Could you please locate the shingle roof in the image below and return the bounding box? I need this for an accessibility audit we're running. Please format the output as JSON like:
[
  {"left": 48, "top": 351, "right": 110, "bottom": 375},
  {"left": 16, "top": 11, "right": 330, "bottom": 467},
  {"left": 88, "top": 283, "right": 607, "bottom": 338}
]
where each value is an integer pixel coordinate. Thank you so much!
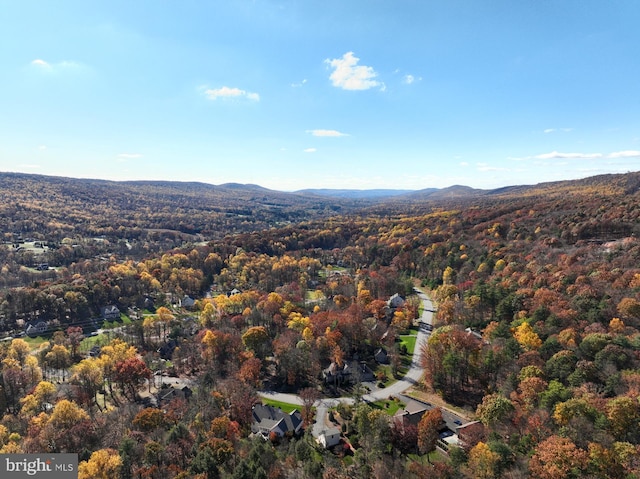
[{"left": 252, "top": 404, "right": 302, "bottom": 434}]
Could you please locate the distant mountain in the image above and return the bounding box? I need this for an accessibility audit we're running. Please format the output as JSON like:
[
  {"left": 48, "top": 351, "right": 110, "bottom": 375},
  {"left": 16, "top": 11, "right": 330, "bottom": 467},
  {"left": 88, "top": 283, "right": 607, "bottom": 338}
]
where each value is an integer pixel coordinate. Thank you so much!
[
  {"left": 295, "top": 188, "right": 417, "bottom": 199},
  {"left": 0, "top": 172, "right": 363, "bottom": 241},
  {"left": 2, "top": 170, "right": 639, "bottom": 244},
  {"left": 405, "top": 185, "right": 487, "bottom": 200}
]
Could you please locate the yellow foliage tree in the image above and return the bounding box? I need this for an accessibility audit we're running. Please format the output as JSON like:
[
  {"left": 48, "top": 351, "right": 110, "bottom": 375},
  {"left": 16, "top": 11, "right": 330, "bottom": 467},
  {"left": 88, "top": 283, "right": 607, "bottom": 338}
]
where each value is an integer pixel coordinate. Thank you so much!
[
  {"left": 49, "top": 399, "right": 89, "bottom": 429},
  {"left": 78, "top": 448, "right": 122, "bottom": 479},
  {"left": 70, "top": 357, "right": 104, "bottom": 409},
  {"left": 467, "top": 442, "right": 500, "bottom": 479},
  {"left": 302, "top": 327, "right": 314, "bottom": 342},
  {"left": 392, "top": 311, "right": 411, "bottom": 331},
  {"left": 287, "top": 312, "right": 310, "bottom": 332},
  {"left": 513, "top": 321, "right": 542, "bottom": 351},
  {"left": 199, "top": 302, "right": 217, "bottom": 327},
  {"left": 201, "top": 330, "right": 218, "bottom": 362},
  {"left": 609, "top": 317, "right": 625, "bottom": 334},
  {"left": 8, "top": 338, "right": 31, "bottom": 367}
]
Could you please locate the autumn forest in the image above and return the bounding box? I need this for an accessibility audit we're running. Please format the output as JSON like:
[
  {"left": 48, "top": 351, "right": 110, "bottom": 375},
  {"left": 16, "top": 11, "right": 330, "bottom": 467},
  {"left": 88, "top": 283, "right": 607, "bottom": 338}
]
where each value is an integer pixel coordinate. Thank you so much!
[{"left": 1, "top": 171, "right": 640, "bottom": 479}]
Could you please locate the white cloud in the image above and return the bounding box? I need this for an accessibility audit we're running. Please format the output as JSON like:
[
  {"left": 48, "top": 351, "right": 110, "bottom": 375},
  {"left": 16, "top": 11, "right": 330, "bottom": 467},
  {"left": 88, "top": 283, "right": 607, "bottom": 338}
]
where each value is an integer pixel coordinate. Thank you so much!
[
  {"left": 543, "top": 128, "right": 573, "bottom": 134},
  {"left": 509, "top": 148, "right": 640, "bottom": 164},
  {"left": 204, "top": 86, "right": 260, "bottom": 101},
  {"left": 38, "top": 145, "right": 47, "bottom": 151},
  {"left": 402, "top": 74, "right": 422, "bottom": 85},
  {"left": 31, "top": 59, "right": 51, "bottom": 69},
  {"left": 477, "top": 163, "right": 508, "bottom": 172},
  {"left": 117, "top": 153, "right": 143, "bottom": 159},
  {"left": 30, "top": 59, "right": 82, "bottom": 73},
  {"left": 291, "top": 79, "right": 308, "bottom": 87},
  {"left": 304, "top": 148, "right": 317, "bottom": 153},
  {"left": 306, "top": 129, "right": 348, "bottom": 137},
  {"left": 535, "top": 151, "right": 603, "bottom": 160},
  {"left": 608, "top": 150, "right": 640, "bottom": 158},
  {"left": 325, "top": 52, "right": 383, "bottom": 91}
]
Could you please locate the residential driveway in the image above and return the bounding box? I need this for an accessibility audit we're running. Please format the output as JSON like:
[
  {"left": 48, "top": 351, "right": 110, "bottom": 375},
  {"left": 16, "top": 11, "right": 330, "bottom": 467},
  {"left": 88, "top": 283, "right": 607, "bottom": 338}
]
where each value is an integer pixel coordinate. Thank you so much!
[{"left": 258, "top": 391, "right": 304, "bottom": 406}]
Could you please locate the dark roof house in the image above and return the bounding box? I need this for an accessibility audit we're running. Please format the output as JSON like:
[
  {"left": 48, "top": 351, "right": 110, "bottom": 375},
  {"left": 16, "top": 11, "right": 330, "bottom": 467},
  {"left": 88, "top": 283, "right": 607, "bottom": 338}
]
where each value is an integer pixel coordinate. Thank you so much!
[
  {"left": 374, "top": 347, "right": 389, "bottom": 364},
  {"left": 322, "top": 360, "right": 375, "bottom": 385},
  {"left": 156, "top": 385, "right": 193, "bottom": 406},
  {"left": 388, "top": 293, "right": 406, "bottom": 309},
  {"left": 251, "top": 404, "right": 303, "bottom": 438}
]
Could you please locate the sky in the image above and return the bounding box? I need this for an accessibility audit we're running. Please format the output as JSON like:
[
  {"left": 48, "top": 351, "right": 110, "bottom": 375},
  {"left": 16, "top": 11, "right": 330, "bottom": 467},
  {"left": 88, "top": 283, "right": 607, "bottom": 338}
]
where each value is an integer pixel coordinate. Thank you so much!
[{"left": 1, "top": 0, "right": 639, "bottom": 191}]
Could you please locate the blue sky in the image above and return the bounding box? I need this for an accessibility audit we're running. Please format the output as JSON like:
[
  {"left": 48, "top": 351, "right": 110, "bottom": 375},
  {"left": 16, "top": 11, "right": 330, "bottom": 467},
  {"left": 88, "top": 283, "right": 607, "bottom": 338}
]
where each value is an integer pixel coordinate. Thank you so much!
[{"left": 1, "top": 1, "right": 639, "bottom": 191}]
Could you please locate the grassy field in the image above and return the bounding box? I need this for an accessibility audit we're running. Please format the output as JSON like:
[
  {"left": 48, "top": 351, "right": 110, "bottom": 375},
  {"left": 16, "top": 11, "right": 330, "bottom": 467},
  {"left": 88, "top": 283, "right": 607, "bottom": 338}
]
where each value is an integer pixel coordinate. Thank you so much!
[
  {"left": 21, "top": 336, "right": 48, "bottom": 350},
  {"left": 399, "top": 330, "right": 418, "bottom": 355},
  {"left": 102, "top": 314, "right": 133, "bottom": 329},
  {"left": 80, "top": 333, "right": 109, "bottom": 352},
  {"left": 260, "top": 398, "right": 302, "bottom": 413},
  {"left": 371, "top": 399, "right": 404, "bottom": 416}
]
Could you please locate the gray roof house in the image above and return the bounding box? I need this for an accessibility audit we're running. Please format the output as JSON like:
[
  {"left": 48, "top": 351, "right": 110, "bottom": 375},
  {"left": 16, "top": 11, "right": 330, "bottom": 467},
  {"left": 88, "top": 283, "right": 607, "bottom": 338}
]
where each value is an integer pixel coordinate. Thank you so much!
[
  {"left": 322, "top": 360, "right": 375, "bottom": 385},
  {"left": 251, "top": 404, "right": 303, "bottom": 438},
  {"left": 181, "top": 295, "right": 196, "bottom": 309},
  {"left": 393, "top": 398, "right": 434, "bottom": 428},
  {"left": 25, "top": 320, "right": 48, "bottom": 338},
  {"left": 101, "top": 305, "right": 121, "bottom": 320},
  {"left": 387, "top": 293, "right": 406, "bottom": 309}
]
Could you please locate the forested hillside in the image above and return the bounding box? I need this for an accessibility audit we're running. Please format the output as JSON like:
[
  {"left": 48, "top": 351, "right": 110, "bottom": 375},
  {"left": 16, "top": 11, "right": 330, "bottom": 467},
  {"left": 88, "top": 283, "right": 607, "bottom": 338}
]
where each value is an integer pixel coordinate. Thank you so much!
[
  {"left": 0, "top": 172, "right": 361, "bottom": 242},
  {"left": 1, "top": 171, "right": 639, "bottom": 478}
]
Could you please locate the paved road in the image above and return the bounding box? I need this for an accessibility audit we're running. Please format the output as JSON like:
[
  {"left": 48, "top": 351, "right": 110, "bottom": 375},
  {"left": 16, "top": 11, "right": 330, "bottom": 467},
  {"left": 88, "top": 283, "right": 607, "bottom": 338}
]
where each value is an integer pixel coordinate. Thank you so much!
[{"left": 259, "top": 287, "right": 435, "bottom": 407}]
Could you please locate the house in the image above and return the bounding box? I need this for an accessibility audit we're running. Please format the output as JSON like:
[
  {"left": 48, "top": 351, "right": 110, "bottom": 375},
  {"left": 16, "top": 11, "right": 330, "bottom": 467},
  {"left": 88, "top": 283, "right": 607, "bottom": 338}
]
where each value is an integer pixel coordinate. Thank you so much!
[
  {"left": 251, "top": 404, "right": 303, "bottom": 438},
  {"left": 101, "top": 305, "right": 121, "bottom": 321},
  {"left": 180, "top": 295, "right": 196, "bottom": 310},
  {"left": 227, "top": 288, "right": 242, "bottom": 297},
  {"left": 456, "top": 421, "right": 485, "bottom": 451},
  {"left": 315, "top": 428, "right": 342, "bottom": 448},
  {"left": 465, "top": 327, "right": 483, "bottom": 341},
  {"left": 387, "top": 293, "right": 406, "bottom": 309},
  {"left": 322, "top": 360, "right": 375, "bottom": 385},
  {"left": 156, "top": 385, "right": 193, "bottom": 407},
  {"left": 374, "top": 347, "right": 389, "bottom": 364},
  {"left": 393, "top": 398, "right": 432, "bottom": 428},
  {"left": 144, "top": 297, "right": 155, "bottom": 311},
  {"left": 25, "top": 320, "right": 48, "bottom": 338},
  {"left": 157, "top": 339, "right": 178, "bottom": 360}
]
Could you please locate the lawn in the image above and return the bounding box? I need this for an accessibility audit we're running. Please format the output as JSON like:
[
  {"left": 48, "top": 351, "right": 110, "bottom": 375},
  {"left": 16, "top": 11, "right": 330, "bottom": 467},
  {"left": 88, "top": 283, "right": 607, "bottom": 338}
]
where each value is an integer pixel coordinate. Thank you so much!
[
  {"left": 102, "top": 314, "right": 133, "bottom": 329},
  {"left": 399, "top": 333, "right": 417, "bottom": 355},
  {"left": 21, "top": 336, "right": 48, "bottom": 350},
  {"left": 261, "top": 398, "right": 302, "bottom": 413},
  {"left": 371, "top": 399, "right": 404, "bottom": 416},
  {"left": 80, "top": 333, "right": 108, "bottom": 351}
]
